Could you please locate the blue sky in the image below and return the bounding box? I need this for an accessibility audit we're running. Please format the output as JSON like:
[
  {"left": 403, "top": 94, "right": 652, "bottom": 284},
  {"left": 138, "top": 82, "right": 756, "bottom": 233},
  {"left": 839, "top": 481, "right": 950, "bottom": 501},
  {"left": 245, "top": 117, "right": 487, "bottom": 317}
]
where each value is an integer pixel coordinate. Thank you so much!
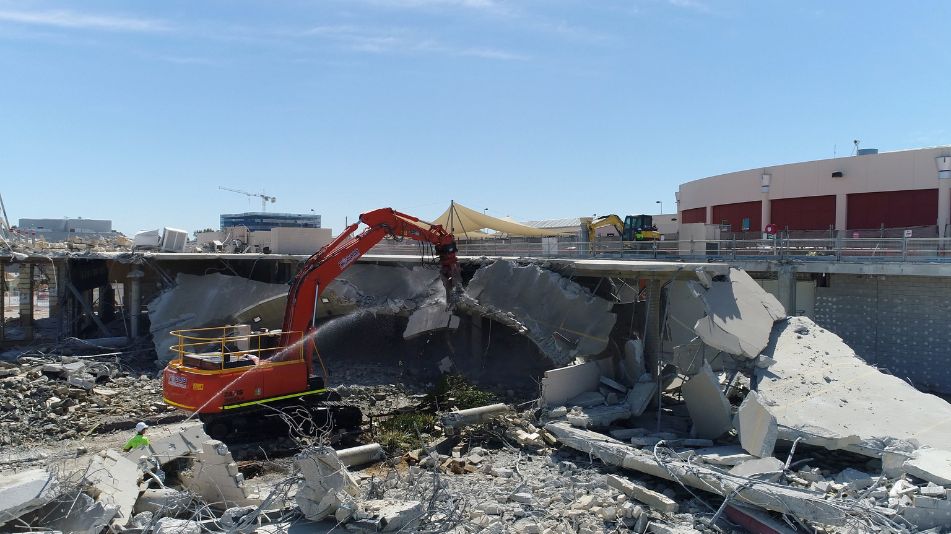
[{"left": 0, "top": 0, "right": 948, "bottom": 235}]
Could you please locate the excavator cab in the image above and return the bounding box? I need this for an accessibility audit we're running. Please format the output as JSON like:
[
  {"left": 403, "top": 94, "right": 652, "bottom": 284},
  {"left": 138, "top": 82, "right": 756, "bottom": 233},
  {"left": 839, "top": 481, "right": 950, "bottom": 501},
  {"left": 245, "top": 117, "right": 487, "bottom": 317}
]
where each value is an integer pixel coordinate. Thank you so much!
[{"left": 624, "top": 215, "right": 661, "bottom": 241}]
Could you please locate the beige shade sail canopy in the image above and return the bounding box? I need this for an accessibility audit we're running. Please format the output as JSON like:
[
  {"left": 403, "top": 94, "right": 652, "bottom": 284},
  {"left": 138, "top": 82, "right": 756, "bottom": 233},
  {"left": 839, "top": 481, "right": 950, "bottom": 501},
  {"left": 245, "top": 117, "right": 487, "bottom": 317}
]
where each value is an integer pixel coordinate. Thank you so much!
[{"left": 430, "top": 202, "right": 573, "bottom": 239}]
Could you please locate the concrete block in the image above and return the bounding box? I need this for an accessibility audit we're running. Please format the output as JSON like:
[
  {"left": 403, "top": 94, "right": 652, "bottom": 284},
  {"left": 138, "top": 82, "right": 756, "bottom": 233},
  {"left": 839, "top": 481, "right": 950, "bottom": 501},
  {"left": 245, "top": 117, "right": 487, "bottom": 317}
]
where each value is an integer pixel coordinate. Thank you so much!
[
  {"left": 606, "top": 474, "right": 678, "bottom": 513},
  {"left": 357, "top": 499, "right": 424, "bottom": 532},
  {"left": 735, "top": 391, "right": 777, "bottom": 458},
  {"left": 540, "top": 361, "right": 602, "bottom": 408},
  {"left": 681, "top": 361, "right": 732, "bottom": 439},
  {"left": 621, "top": 338, "right": 646, "bottom": 385},
  {"left": 0, "top": 469, "right": 59, "bottom": 526}
]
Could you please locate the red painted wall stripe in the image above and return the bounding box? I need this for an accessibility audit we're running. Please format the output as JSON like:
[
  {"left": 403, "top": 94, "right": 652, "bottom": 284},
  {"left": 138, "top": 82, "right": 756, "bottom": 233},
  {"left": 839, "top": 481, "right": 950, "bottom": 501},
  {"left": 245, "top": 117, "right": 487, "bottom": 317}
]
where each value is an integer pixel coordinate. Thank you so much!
[
  {"left": 712, "top": 201, "right": 761, "bottom": 232},
  {"left": 770, "top": 195, "right": 836, "bottom": 231},
  {"left": 847, "top": 189, "right": 937, "bottom": 229}
]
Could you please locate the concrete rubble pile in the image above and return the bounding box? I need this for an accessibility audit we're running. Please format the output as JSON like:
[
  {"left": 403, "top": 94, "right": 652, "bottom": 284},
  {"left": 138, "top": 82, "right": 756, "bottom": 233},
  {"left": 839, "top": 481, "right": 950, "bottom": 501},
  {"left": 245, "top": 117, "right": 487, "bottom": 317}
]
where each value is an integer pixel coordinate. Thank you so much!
[
  {"left": 0, "top": 422, "right": 268, "bottom": 533},
  {"left": 0, "top": 351, "right": 174, "bottom": 447},
  {"left": 531, "top": 267, "right": 951, "bottom": 532}
]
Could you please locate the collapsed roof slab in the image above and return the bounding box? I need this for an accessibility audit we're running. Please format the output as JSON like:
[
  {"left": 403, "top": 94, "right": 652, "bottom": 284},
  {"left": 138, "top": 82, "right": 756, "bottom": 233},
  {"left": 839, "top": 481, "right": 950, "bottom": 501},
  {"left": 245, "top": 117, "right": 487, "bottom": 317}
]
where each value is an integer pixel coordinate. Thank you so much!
[
  {"left": 691, "top": 268, "right": 786, "bottom": 360},
  {"left": 463, "top": 260, "right": 616, "bottom": 365},
  {"left": 756, "top": 316, "right": 951, "bottom": 458}
]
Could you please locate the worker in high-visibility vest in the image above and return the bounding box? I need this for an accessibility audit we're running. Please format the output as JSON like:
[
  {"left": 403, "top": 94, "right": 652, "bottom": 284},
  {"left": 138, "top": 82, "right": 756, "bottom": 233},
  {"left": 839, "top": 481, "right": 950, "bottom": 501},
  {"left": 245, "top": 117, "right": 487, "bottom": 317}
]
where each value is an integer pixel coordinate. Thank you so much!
[{"left": 123, "top": 422, "right": 150, "bottom": 452}]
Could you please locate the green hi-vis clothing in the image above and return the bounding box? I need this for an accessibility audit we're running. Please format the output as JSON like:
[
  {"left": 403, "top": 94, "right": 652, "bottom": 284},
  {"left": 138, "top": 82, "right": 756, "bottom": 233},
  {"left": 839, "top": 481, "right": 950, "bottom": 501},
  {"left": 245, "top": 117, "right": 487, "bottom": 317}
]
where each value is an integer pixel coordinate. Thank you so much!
[{"left": 124, "top": 433, "right": 150, "bottom": 451}]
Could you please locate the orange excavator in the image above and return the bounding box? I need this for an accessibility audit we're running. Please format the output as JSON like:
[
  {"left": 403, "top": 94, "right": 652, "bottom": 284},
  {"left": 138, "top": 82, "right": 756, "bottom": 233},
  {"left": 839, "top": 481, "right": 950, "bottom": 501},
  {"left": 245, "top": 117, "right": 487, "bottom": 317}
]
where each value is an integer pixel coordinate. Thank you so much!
[{"left": 162, "top": 208, "right": 460, "bottom": 439}]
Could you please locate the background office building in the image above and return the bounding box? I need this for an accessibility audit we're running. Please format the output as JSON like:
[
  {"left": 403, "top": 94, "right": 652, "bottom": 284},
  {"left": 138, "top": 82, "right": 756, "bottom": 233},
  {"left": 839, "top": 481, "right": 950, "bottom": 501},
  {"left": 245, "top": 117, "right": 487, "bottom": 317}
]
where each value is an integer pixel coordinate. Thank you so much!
[
  {"left": 677, "top": 146, "right": 951, "bottom": 238},
  {"left": 220, "top": 212, "right": 321, "bottom": 232}
]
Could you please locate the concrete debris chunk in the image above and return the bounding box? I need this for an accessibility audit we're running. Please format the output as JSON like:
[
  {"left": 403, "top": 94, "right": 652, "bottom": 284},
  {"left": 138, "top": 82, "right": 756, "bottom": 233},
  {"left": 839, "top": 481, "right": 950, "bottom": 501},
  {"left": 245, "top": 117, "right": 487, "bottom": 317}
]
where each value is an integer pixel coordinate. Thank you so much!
[
  {"left": 83, "top": 449, "right": 142, "bottom": 527},
  {"left": 351, "top": 499, "right": 424, "bottom": 532},
  {"left": 133, "top": 488, "right": 191, "bottom": 515},
  {"left": 0, "top": 469, "right": 59, "bottom": 526},
  {"left": 756, "top": 316, "right": 951, "bottom": 457},
  {"left": 568, "top": 391, "right": 606, "bottom": 408},
  {"left": 295, "top": 446, "right": 361, "bottom": 521},
  {"left": 123, "top": 421, "right": 210, "bottom": 464},
  {"left": 154, "top": 517, "right": 202, "bottom": 534},
  {"left": 606, "top": 474, "right": 678, "bottom": 513},
  {"left": 402, "top": 304, "right": 460, "bottom": 339},
  {"left": 728, "top": 457, "right": 785, "bottom": 481},
  {"left": 621, "top": 338, "right": 647, "bottom": 385},
  {"left": 903, "top": 448, "right": 951, "bottom": 486},
  {"left": 179, "top": 439, "right": 257, "bottom": 509},
  {"left": 625, "top": 374, "right": 657, "bottom": 417},
  {"left": 566, "top": 403, "right": 633, "bottom": 429},
  {"left": 34, "top": 492, "right": 115, "bottom": 534},
  {"left": 541, "top": 361, "right": 601, "bottom": 408},
  {"left": 690, "top": 268, "right": 785, "bottom": 359},
  {"left": 735, "top": 391, "right": 778, "bottom": 458},
  {"left": 681, "top": 361, "right": 732, "bottom": 439}
]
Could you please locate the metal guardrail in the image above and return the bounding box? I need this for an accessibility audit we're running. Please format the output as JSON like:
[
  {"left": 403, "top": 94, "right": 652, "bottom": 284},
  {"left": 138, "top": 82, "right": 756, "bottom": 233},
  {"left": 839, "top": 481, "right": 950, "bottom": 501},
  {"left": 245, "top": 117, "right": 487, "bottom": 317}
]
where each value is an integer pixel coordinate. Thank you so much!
[{"left": 369, "top": 237, "right": 951, "bottom": 263}]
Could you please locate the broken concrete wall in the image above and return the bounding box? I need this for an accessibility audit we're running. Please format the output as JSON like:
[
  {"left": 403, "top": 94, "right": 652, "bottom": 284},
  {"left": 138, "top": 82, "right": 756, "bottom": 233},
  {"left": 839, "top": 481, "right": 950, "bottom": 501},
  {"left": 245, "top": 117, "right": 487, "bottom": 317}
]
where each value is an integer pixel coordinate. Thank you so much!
[
  {"left": 462, "top": 260, "right": 616, "bottom": 365},
  {"left": 756, "top": 316, "right": 951, "bottom": 457},
  {"left": 0, "top": 469, "right": 59, "bottom": 527}
]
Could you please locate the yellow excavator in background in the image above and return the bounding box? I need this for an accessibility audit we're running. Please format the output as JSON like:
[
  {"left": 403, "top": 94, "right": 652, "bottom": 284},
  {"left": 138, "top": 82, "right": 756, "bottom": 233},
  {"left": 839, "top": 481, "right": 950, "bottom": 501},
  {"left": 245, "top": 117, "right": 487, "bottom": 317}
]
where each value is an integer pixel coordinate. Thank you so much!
[{"left": 588, "top": 214, "right": 661, "bottom": 243}]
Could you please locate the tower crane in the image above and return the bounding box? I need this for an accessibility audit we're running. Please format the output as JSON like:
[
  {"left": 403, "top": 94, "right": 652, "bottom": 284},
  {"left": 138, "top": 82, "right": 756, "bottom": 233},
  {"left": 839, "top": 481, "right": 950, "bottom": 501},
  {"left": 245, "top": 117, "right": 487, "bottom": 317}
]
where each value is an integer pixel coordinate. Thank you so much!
[{"left": 219, "top": 186, "right": 277, "bottom": 212}]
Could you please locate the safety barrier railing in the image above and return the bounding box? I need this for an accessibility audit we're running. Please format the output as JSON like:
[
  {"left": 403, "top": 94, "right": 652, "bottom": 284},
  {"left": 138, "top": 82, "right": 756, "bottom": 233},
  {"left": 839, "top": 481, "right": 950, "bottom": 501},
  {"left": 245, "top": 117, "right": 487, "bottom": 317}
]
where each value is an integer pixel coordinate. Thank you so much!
[
  {"left": 368, "top": 237, "right": 951, "bottom": 263},
  {"left": 169, "top": 326, "right": 302, "bottom": 371}
]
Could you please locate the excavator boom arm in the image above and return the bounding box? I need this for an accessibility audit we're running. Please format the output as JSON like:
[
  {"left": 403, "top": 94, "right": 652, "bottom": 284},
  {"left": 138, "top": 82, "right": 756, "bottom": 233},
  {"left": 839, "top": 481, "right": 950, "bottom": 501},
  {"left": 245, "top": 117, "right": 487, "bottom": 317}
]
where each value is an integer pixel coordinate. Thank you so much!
[{"left": 279, "top": 208, "right": 460, "bottom": 372}]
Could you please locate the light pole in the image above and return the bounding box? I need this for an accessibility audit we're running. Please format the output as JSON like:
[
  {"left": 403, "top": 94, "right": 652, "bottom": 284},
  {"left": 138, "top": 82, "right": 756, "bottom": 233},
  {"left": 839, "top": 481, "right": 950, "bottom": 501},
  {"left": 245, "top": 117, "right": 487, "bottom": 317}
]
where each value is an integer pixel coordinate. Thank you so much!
[{"left": 655, "top": 200, "right": 663, "bottom": 214}]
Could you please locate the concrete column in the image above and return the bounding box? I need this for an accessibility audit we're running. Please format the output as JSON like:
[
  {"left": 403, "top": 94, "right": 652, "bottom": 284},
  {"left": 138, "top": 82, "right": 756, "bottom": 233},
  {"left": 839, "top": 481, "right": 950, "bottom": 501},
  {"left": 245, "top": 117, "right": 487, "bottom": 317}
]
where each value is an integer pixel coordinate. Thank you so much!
[
  {"left": 761, "top": 196, "right": 771, "bottom": 233},
  {"left": 705, "top": 206, "right": 713, "bottom": 225},
  {"left": 777, "top": 265, "right": 797, "bottom": 316},
  {"left": 644, "top": 279, "right": 662, "bottom": 375},
  {"left": 938, "top": 179, "right": 950, "bottom": 238},
  {"left": 18, "top": 263, "right": 34, "bottom": 339},
  {"left": 835, "top": 194, "right": 848, "bottom": 235},
  {"left": 127, "top": 269, "right": 144, "bottom": 339}
]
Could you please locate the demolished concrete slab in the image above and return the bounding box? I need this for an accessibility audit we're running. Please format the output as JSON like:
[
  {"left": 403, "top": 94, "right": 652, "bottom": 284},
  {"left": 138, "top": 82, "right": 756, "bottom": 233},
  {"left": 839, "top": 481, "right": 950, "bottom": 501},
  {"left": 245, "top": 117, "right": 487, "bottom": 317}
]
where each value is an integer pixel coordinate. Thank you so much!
[
  {"left": 0, "top": 469, "right": 58, "bottom": 526},
  {"left": 756, "top": 316, "right": 951, "bottom": 458},
  {"left": 402, "top": 304, "right": 460, "bottom": 339},
  {"left": 691, "top": 268, "right": 785, "bottom": 359},
  {"left": 84, "top": 449, "right": 142, "bottom": 528},
  {"left": 34, "top": 492, "right": 115, "bottom": 534},
  {"left": 606, "top": 474, "right": 678, "bottom": 513},
  {"left": 681, "top": 361, "right": 732, "bottom": 439},
  {"left": 461, "top": 260, "right": 616, "bottom": 365}
]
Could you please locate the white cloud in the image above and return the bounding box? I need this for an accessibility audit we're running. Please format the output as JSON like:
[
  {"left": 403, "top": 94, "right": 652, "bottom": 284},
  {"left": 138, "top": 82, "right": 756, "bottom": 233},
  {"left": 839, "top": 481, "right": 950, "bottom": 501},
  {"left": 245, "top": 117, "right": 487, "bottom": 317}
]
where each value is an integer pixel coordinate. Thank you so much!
[
  {"left": 0, "top": 9, "right": 169, "bottom": 32},
  {"left": 306, "top": 24, "right": 527, "bottom": 60}
]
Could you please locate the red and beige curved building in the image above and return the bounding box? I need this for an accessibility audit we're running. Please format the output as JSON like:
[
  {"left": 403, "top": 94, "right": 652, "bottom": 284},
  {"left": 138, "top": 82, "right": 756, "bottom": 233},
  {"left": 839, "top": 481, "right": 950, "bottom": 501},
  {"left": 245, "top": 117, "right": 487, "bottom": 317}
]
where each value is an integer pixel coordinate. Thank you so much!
[{"left": 676, "top": 146, "right": 951, "bottom": 238}]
